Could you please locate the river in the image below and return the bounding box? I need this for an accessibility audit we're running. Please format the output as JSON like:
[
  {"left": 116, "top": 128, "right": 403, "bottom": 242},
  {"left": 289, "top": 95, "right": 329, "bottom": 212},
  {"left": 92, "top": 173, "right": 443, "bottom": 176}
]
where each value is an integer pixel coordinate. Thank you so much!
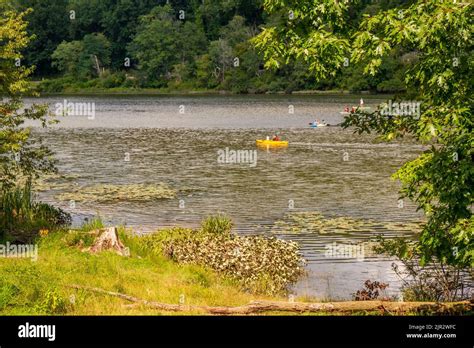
[{"left": 25, "top": 94, "right": 425, "bottom": 300}]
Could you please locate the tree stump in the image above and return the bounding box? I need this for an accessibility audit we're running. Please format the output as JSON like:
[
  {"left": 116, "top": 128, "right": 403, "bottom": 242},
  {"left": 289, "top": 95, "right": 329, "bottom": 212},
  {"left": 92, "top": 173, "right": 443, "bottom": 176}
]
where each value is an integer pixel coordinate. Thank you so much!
[{"left": 88, "top": 227, "right": 128, "bottom": 256}]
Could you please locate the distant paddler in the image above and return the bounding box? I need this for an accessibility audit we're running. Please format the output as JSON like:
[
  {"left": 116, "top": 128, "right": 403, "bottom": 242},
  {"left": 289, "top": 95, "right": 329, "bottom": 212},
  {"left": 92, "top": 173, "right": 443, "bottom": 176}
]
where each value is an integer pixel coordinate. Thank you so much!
[
  {"left": 340, "top": 98, "right": 371, "bottom": 116},
  {"left": 256, "top": 134, "right": 288, "bottom": 147},
  {"left": 309, "top": 118, "right": 327, "bottom": 128}
]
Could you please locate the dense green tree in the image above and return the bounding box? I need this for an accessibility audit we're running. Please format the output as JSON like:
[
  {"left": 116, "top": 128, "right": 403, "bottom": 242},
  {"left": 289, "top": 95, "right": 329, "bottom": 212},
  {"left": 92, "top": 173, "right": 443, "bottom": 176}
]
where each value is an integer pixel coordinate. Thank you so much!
[
  {"left": 52, "top": 33, "right": 111, "bottom": 78},
  {"left": 128, "top": 5, "right": 207, "bottom": 86},
  {"left": 176, "top": 21, "right": 207, "bottom": 65},
  {"left": 15, "top": 0, "right": 70, "bottom": 76},
  {"left": 127, "top": 5, "right": 181, "bottom": 85},
  {"left": 67, "top": 0, "right": 108, "bottom": 39},
  {"left": 82, "top": 33, "right": 111, "bottom": 74},
  {"left": 0, "top": 9, "right": 56, "bottom": 189},
  {"left": 11, "top": 0, "right": 439, "bottom": 93},
  {"left": 195, "top": 54, "right": 215, "bottom": 88},
  {"left": 208, "top": 39, "right": 234, "bottom": 84},
  {"left": 220, "top": 15, "right": 253, "bottom": 48},
  {"left": 200, "top": 15, "right": 260, "bottom": 89},
  {"left": 51, "top": 40, "right": 83, "bottom": 76},
  {"left": 99, "top": 0, "right": 158, "bottom": 68},
  {"left": 349, "top": 2, "right": 473, "bottom": 268},
  {"left": 196, "top": 0, "right": 253, "bottom": 40},
  {"left": 14, "top": 0, "right": 173, "bottom": 73},
  {"left": 219, "top": 16, "right": 261, "bottom": 92}
]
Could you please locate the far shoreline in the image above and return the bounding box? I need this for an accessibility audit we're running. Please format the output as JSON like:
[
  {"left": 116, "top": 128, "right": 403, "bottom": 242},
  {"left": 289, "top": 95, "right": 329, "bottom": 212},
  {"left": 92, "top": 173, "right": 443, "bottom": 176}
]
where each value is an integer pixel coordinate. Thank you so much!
[{"left": 27, "top": 84, "right": 395, "bottom": 98}]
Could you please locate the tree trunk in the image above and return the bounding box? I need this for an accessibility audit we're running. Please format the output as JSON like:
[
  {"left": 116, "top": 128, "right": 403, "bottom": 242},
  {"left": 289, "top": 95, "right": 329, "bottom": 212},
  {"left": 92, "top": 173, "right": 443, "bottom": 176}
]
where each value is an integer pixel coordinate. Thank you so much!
[
  {"left": 87, "top": 227, "right": 127, "bottom": 256},
  {"left": 93, "top": 54, "right": 101, "bottom": 77},
  {"left": 67, "top": 284, "right": 472, "bottom": 315}
]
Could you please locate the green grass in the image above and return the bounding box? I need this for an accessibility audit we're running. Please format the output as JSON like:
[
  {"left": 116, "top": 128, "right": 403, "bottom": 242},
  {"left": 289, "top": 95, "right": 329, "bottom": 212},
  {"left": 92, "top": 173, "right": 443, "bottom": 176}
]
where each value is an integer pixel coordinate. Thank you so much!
[
  {"left": 0, "top": 227, "right": 280, "bottom": 315},
  {"left": 200, "top": 214, "right": 233, "bottom": 235},
  {"left": 78, "top": 216, "right": 104, "bottom": 232},
  {"left": 0, "top": 227, "right": 461, "bottom": 315}
]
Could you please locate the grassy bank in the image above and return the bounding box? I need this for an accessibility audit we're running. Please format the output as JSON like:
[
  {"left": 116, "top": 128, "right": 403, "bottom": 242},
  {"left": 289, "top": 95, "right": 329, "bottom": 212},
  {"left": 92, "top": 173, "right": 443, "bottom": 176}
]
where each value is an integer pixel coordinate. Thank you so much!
[
  {"left": 0, "top": 187, "right": 320, "bottom": 315},
  {"left": 0, "top": 187, "right": 470, "bottom": 316},
  {"left": 2, "top": 226, "right": 471, "bottom": 316},
  {"left": 1, "top": 228, "right": 470, "bottom": 316},
  {"left": 0, "top": 227, "right": 280, "bottom": 315},
  {"left": 32, "top": 83, "right": 221, "bottom": 96}
]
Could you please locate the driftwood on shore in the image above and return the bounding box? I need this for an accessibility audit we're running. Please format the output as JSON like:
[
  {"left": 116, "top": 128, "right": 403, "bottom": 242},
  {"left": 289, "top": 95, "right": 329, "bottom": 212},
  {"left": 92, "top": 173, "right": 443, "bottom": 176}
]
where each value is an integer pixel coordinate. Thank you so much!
[{"left": 67, "top": 284, "right": 472, "bottom": 315}]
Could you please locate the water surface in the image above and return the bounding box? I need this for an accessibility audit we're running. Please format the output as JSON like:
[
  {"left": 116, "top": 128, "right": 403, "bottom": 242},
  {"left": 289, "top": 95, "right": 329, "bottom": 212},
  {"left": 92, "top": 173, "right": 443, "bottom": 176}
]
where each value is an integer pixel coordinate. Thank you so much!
[{"left": 27, "top": 94, "right": 424, "bottom": 299}]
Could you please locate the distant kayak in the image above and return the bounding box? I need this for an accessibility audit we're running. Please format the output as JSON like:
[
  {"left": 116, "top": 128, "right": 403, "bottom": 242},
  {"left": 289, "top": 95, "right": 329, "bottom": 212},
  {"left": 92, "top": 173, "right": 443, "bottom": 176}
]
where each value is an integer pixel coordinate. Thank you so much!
[
  {"left": 309, "top": 123, "right": 328, "bottom": 128},
  {"left": 340, "top": 106, "right": 372, "bottom": 116},
  {"left": 256, "top": 139, "right": 289, "bottom": 147}
]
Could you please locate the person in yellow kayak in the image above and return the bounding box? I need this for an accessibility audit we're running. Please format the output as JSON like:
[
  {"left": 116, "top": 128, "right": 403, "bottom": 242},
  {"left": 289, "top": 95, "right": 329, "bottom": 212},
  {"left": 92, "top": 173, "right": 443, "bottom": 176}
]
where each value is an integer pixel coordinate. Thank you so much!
[{"left": 272, "top": 134, "right": 281, "bottom": 141}]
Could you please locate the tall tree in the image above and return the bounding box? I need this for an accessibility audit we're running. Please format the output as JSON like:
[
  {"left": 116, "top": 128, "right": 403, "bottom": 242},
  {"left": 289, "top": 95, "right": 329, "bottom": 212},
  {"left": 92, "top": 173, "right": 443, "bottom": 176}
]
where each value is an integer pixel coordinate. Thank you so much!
[
  {"left": 67, "top": 0, "right": 108, "bottom": 39},
  {"left": 99, "top": 0, "right": 159, "bottom": 68},
  {"left": 128, "top": 5, "right": 207, "bottom": 86},
  {"left": 52, "top": 33, "right": 111, "bottom": 78},
  {"left": 127, "top": 5, "right": 181, "bottom": 85},
  {"left": 196, "top": 0, "right": 263, "bottom": 40},
  {"left": 0, "top": 9, "right": 56, "bottom": 189},
  {"left": 15, "top": 0, "right": 70, "bottom": 76},
  {"left": 209, "top": 39, "right": 234, "bottom": 84}
]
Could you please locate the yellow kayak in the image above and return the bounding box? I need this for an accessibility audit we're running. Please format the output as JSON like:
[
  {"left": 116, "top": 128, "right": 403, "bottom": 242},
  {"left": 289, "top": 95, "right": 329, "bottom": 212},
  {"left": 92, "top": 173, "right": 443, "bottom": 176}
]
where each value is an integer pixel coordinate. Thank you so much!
[{"left": 256, "top": 139, "right": 289, "bottom": 147}]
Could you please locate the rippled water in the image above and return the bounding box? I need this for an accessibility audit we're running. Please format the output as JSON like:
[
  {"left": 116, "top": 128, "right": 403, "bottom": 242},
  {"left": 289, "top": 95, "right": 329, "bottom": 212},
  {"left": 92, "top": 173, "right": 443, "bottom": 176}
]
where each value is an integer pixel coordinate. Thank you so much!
[{"left": 26, "top": 94, "right": 426, "bottom": 299}]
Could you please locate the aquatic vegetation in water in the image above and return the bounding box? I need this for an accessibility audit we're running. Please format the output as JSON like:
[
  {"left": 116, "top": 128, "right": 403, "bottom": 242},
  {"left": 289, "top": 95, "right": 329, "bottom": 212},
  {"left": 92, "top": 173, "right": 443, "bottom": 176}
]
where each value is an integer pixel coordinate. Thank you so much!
[
  {"left": 33, "top": 173, "right": 179, "bottom": 203},
  {"left": 55, "top": 183, "right": 177, "bottom": 203},
  {"left": 33, "top": 173, "right": 82, "bottom": 192},
  {"left": 270, "top": 211, "right": 422, "bottom": 235}
]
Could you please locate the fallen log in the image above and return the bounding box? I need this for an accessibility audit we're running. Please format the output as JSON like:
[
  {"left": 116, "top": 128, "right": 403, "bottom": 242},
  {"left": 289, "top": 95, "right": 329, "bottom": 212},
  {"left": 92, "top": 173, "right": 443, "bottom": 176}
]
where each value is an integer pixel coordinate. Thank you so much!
[{"left": 67, "top": 284, "right": 472, "bottom": 315}]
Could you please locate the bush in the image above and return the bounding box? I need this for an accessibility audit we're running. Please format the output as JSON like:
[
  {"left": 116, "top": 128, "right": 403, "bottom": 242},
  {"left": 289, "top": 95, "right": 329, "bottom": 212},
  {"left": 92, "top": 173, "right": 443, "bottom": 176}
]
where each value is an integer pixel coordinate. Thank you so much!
[
  {"left": 223, "top": 70, "right": 251, "bottom": 94},
  {"left": 0, "top": 183, "right": 71, "bottom": 242},
  {"left": 353, "top": 280, "right": 390, "bottom": 301},
  {"left": 77, "top": 79, "right": 100, "bottom": 89},
  {"left": 99, "top": 72, "right": 126, "bottom": 89},
  {"left": 121, "top": 77, "right": 139, "bottom": 88},
  {"left": 37, "top": 76, "right": 75, "bottom": 93},
  {"left": 376, "top": 78, "right": 406, "bottom": 93},
  {"left": 375, "top": 237, "right": 473, "bottom": 302},
  {"left": 137, "top": 216, "right": 306, "bottom": 295}
]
